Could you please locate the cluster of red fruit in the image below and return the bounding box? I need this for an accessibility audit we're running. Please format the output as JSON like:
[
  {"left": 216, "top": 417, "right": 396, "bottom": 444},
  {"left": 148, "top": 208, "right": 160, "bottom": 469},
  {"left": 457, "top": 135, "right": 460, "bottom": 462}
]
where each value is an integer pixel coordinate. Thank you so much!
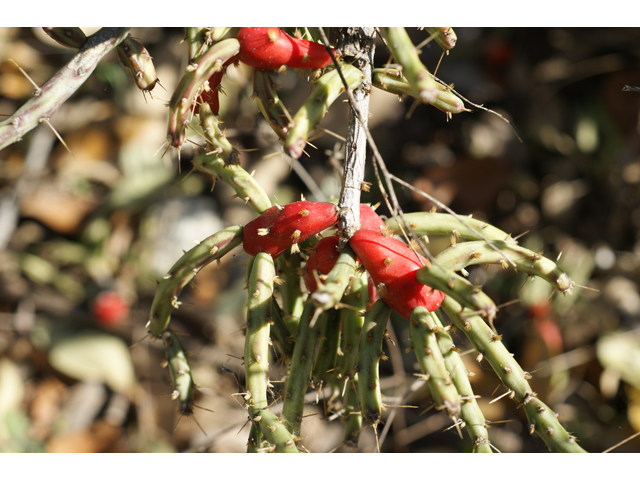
[
  {"left": 243, "top": 201, "right": 444, "bottom": 320},
  {"left": 199, "top": 28, "right": 334, "bottom": 115}
]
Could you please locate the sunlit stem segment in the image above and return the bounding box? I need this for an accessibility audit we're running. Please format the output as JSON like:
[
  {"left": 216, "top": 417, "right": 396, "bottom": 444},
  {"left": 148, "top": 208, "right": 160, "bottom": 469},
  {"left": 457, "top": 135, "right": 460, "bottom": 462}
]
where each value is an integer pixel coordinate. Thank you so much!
[
  {"left": 379, "top": 27, "right": 439, "bottom": 104},
  {"left": 192, "top": 154, "right": 272, "bottom": 214},
  {"left": 430, "top": 310, "right": 492, "bottom": 453},
  {"left": 148, "top": 225, "right": 243, "bottom": 337},
  {"left": 282, "top": 304, "right": 326, "bottom": 436},
  {"left": 385, "top": 212, "right": 514, "bottom": 244},
  {"left": 409, "top": 307, "right": 461, "bottom": 421},
  {"left": 358, "top": 299, "right": 391, "bottom": 428},
  {"left": 441, "top": 296, "right": 587, "bottom": 453},
  {"left": 435, "top": 240, "right": 574, "bottom": 295}
]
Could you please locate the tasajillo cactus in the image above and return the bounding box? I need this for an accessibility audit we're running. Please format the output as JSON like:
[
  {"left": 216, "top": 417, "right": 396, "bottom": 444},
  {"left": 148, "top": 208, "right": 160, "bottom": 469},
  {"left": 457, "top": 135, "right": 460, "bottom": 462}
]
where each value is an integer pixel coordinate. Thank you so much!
[{"left": 0, "top": 27, "right": 594, "bottom": 453}]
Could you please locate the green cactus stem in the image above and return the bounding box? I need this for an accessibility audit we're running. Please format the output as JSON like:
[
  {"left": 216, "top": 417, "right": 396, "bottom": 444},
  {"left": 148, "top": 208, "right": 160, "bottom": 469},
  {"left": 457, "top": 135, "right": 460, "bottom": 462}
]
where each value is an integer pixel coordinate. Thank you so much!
[
  {"left": 254, "top": 410, "right": 299, "bottom": 453},
  {"left": 185, "top": 28, "right": 208, "bottom": 61},
  {"left": 415, "top": 262, "right": 498, "bottom": 327},
  {"left": 441, "top": 296, "right": 587, "bottom": 453},
  {"left": 338, "top": 273, "right": 368, "bottom": 383},
  {"left": 312, "top": 309, "right": 341, "bottom": 398},
  {"left": 116, "top": 35, "right": 158, "bottom": 92},
  {"left": 357, "top": 299, "right": 392, "bottom": 429},
  {"left": 409, "top": 307, "right": 462, "bottom": 421},
  {"left": 246, "top": 421, "right": 266, "bottom": 453},
  {"left": 276, "top": 253, "right": 304, "bottom": 336},
  {"left": 309, "top": 246, "right": 358, "bottom": 317},
  {"left": 162, "top": 330, "right": 195, "bottom": 416},
  {"left": 185, "top": 28, "right": 231, "bottom": 61},
  {"left": 343, "top": 377, "right": 363, "bottom": 450},
  {"left": 423, "top": 27, "right": 457, "bottom": 51},
  {"left": 435, "top": 240, "right": 574, "bottom": 295},
  {"left": 372, "top": 68, "right": 466, "bottom": 115},
  {"left": 379, "top": 27, "right": 439, "bottom": 105},
  {"left": 244, "top": 253, "right": 299, "bottom": 452},
  {"left": 244, "top": 253, "right": 275, "bottom": 414},
  {"left": 0, "top": 27, "right": 130, "bottom": 151},
  {"left": 167, "top": 37, "right": 239, "bottom": 148},
  {"left": 42, "top": 27, "right": 87, "bottom": 49},
  {"left": 282, "top": 303, "right": 326, "bottom": 436},
  {"left": 147, "top": 225, "right": 243, "bottom": 337},
  {"left": 252, "top": 70, "right": 292, "bottom": 142},
  {"left": 192, "top": 154, "right": 272, "bottom": 214},
  {"left": 208, "top": 28, "right": 232, "bottom": 43},
  {"left": 267, "top": 297, "right": 295, "bottom": 359},
  {"left": 284, "top": 63, "right": 363, "bottom": 160},
  {"left": 385, "top": 212, "right": 514, "bottom": 244},
  {"left": 198, "top": 102, "right": 241, "bottom": 164},
  {"left": 430, "top": 310, "right": 492, "bottom": 453}
]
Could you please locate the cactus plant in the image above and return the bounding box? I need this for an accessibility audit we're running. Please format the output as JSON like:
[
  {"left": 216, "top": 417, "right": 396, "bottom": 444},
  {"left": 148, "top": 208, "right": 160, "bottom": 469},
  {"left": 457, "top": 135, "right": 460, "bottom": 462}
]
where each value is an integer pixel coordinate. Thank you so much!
[{"left": 2, "top": 27, "right": 606, "bottom": 453}]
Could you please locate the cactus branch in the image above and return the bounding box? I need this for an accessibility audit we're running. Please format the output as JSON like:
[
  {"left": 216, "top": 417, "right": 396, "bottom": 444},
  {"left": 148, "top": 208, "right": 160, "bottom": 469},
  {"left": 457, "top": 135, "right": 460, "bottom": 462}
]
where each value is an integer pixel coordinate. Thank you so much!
[
  {"left": 282, "top": 303, "right": 323, "bottom": 436},
  {"left": 357, "top": 299, "right": 391, "bottom": 441},
  {"left": 0, "top": 27, "right": 130, "bottom": 151},
  {"left": 283, "top": 63, "right": 363, "bottom": 161},
  {"left": 416, "top": 262, "right": 498, "bottom": 325},
  {"left": 379, "top": 27, "right": 439, "bottom": 103},
  {"left": 309, "top": 246, "right": 357, "bottom": 317},
  {"left": 244, "top": 253, "right": 275, "bottom": 414},
  {"left": 276, "top": 253, "right": 304, "bottom": 336},
  {"left": 147, "top": 225, "right": 243, "bottom": 337},
  {"left": 409, "top": 307, "right": 461, "bottom": 422},
  {"left": 430, "top": 310, "right": 492, "bottom": 452},
  {"left": 162, "top": 330, "right": 196, "bottom": 416},
  {"left": 244, "top": 253, "right": 299, "bottom": 452},
  {"left": 385, "top": 212, "right": 514, "bottom": 244},
  {"left": 435, "top": 240, "right": 574, "bottom": 295},
  {"left": 192, "top": 154, "right": 272, "bottom": 214},
  {"left": 441, "top": 296, "right": 587, "bottom": 452}
]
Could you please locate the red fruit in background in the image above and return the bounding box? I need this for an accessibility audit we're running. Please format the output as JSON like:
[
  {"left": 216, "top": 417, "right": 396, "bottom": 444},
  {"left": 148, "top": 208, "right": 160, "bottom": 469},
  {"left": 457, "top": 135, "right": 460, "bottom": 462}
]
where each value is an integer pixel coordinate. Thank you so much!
[
  {"left": 287, "top": 35, "right": 334, "bottom": 69},
  {"left": 194, "top": 54, "right": 238, "bottom": 115},
  {"left": 238, "top": 27, "right": 293, "bottom": 70},
  {"left": 359, "top": 204, "right": 386, "bottom": 233},
  {"left": 349, "top": 230, "right": 444, "bottom": 320},
  {"left": 303, "top": 236, "right": 340, "bottom": 293},
  {"left": 242, "top": 201, "right": 338, "bottom": 258},
  {"left": 92, "top": 291, "right": 129, "bottom": 327},
  {"left": 194, "top": 70, "right": 222, "bottom": 115}
]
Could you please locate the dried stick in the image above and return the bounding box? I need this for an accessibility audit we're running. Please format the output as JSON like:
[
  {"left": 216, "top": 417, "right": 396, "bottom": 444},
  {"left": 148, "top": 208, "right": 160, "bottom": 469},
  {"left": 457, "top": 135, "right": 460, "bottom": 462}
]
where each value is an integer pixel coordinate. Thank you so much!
[
  {"left": 0, "top": 27, "right": 130, "bottom": 151},
  {"left": 334, "top": 28, "right": 376, "bottom": 247}
]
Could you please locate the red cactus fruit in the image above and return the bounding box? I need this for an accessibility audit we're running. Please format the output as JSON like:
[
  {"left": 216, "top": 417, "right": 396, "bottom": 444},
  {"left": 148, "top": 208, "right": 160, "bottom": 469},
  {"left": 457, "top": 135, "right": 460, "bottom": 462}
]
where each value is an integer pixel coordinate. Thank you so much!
[
  {"left": 92, "top": 291, "right": 129, "bottom": 327},
  {"left": 287, "top": 35, "right": 334, "bottom": 69},
  {"left": 349, "top": 229, "right": 444, "bottom": 320},
  {"left": 359, "top": 204, "right": 386, "bottom": 233},
  {"left": 303, "top": 235, "right": 340, "bottom": 293},
  {"left": 243, "top": 201, "right": 339, "bottom": 258},
  {"left": 238, "top": 28, "right": 336, "bottom": 71},
  {"left": 237, "top": 27, "right": 293, "bottom": 70}
]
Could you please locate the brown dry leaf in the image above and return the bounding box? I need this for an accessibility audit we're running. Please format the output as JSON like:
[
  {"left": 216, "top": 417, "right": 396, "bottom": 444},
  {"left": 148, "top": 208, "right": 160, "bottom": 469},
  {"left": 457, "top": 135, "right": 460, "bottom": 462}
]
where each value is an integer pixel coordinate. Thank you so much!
[
  {"left": 29, "top": 377, "right": 67, "bottom": 441},
  {"left": 20, "top": 185, "right": 97, "bottom": 234},
  {"left": 0, "top": 41, "right": 45, "bottom": 99},
  {"left": 189, "top": 261, "right": 229, "bottom": 306},
  {"left": 46, "top": 420, "right": 122, "bottom": 453}
]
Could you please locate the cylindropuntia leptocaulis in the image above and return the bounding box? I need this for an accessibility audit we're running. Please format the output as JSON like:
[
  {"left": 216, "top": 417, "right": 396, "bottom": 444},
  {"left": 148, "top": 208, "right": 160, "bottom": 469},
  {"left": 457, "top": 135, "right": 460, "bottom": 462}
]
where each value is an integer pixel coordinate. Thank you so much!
[
  {"left": 147, "top": 27, "right": 586, "bottom": 453},
  {"left": 0, "top": 27, "right": 588, "bottom": 453}
]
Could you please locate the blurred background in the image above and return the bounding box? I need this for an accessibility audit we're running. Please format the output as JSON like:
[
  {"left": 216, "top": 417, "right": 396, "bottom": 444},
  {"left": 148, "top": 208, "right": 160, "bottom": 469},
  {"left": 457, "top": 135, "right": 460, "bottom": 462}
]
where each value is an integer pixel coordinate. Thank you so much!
[{"left": 0, "top": 27, "right": 639, "bottom": 453}]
